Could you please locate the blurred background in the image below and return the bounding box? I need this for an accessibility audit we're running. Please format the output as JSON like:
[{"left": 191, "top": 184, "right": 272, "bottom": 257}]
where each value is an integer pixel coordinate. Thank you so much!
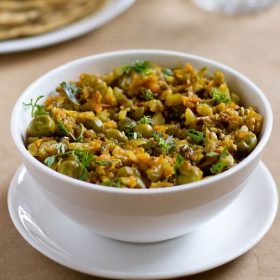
[{"left": 0, "top": 1, "right": 279, "bottom": 279}]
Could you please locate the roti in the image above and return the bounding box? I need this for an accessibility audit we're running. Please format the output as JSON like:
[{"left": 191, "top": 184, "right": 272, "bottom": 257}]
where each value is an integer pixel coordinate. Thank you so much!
[{"left": 0, "top": 0, "right": 105, "bottom": 40}]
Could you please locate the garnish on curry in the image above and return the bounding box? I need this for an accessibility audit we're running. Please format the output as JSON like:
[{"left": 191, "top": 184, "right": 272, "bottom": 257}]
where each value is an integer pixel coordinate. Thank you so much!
[{"left": 24, "top": 60, "right": 263, "bottom": 188}]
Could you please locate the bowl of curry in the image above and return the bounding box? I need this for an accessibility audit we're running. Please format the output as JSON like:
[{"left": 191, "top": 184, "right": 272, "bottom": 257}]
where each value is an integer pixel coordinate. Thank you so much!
[{"left": 11, "top": 50, "right": 272, "bottom": 242}]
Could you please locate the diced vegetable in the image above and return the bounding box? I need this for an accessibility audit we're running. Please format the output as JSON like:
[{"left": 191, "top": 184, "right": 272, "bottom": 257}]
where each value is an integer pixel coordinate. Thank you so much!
[{"left": 24, "top": 60, "right": 263, "bottom": 188}]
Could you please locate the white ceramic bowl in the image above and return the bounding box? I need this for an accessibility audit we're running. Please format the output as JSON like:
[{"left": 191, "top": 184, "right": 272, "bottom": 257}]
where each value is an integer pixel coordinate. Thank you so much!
[{"left": 11, "top": 50, "right": 273, "bottom": 243}]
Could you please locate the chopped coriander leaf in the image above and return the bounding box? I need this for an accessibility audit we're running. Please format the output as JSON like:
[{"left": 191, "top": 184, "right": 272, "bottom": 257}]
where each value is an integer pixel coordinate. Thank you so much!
[
  {"left": 60, "top": 81, "right": 80, "bottom": 105},
  {"left": 210, "top": 147, "right": 231, "bottom": 174},
  {"left": 57, "top": 119, "right": 69, "bottom": 135},
  {"left": 163, "top": 68, "right": 173, "bottom": 76},
  {"left": 187, "top": 129, "right": 204, "bottom": 144},
  {"left": 76, "top": 123, "right": 84, "bottom": 142},
  {"left": 73, "top": 150, "right": 93, "bottom": 169},
  {"left": 165, "top": 135, "right": 175, "bottom": 146},
  {"left": 142, "top": 89, "right": 155, "bottom": 100},
  {"left": 122, "top": 65, "right": 131, "bottom": 75},
  {"left": 175, "top": 154, "right": 184, "bottom": 166},
  {"left": 44, "top": 155, "right": 56, "bottom": 167},
  {"left": 79, "top": 168, "right": 88, "bottom": 181},
  {"left": 23, "top": 95, "right": 48, "bottom": 117},
  {"left": 220, "top": 146, "right": 229, "bottom": 158},
  {"left": 174, "top": 154, "right": 184, "bottom": 173},
  {"left": 153, "top": 132, "right": 175, "bottom": 153},
  {"left": 139, "top": 115, "right": 153, "bottom": 125},
  {"left": 72, "top": 150, "right": 93, "bottom": 181},
  {"left": 122, "top": 60, "right": 151, "bottom": 75},
  {"left": 102, "top": 177, "right": 122, "bottom": 188},
  {"left": 117, "top": 118, "right": 136, "bottom": 137},
  {"left": 210, "top": 161, "right": 226, "bottom": 174},
  {"left": 211, "top": 88, "right": 231, "bottom": 104},
  {"left": 57, "top": 119, "right": 76, "bottom": 141}
]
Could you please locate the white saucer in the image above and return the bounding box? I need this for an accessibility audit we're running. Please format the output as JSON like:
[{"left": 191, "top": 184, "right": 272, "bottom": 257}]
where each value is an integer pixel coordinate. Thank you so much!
[{"left": 8, "top": 162, "right": 278, "bottom": 279}]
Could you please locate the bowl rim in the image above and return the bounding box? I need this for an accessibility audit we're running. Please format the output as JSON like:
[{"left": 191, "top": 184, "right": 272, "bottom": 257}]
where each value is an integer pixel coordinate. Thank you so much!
[{"left": 10, "top": 49, "right": 273, "bottom": 195}]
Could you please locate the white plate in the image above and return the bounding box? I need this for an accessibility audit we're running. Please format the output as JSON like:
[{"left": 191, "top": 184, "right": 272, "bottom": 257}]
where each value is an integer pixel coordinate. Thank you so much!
[
  {"left": 0, "top": 0, "right": 135, "bottom": 54},
  {"left": 8, "top": 162, "right": 278, "bottom": 279}
]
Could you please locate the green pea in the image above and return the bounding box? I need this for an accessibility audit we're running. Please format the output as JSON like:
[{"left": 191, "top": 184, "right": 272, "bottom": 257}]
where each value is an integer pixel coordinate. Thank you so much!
[
  {"left": 84, "top": 117, "right": 103, "bottom": 132},
  {"left": 105, "top": 129, "right": 127, "bottom": 141},
  {"left": 57, "top": 160, "right": 83, "bottom": 178},
  {"left": 237, "top": 132, "right": 257, "bottom": 154},
  {"left": 28, "top": 115, "right": 56, "bottom": 137},
  {"left": 134, "top": 124, "right": 153, "bottom": 138},
  {"left": 117, "top": 166, "right": 134, "bottom": 177}
]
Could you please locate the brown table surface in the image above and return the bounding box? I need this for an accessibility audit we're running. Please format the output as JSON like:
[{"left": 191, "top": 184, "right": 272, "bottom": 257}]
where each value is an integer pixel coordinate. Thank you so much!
[{"left": 0, "top": 1, "right": 279, "bottom": 279}]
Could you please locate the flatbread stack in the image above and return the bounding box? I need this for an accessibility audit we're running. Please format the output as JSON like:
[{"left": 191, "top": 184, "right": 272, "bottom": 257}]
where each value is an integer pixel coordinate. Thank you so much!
[{"left": 0, "top": 0, "right": 105, "bottom": 41}]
